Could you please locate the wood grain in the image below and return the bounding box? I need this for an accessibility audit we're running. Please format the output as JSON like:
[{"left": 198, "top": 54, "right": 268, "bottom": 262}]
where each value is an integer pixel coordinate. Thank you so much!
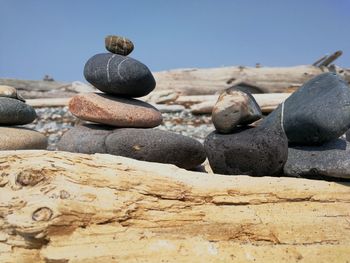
[{"left": 0, "top": 150, "right": 349, "bottom": 262}]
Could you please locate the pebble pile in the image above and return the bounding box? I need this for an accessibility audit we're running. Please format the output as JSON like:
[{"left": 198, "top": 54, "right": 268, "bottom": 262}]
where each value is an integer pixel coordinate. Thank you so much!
[
  {"left": 205, "top": 89, "right": 288, "bottom": 176},
  {"left": 279, "top": 73, "right": 350, "bottom": 180},
  {"left": 205, "top": 72, "right": 350, "bottom": 180},
  {"left": 0, "top": 85, "right": 47, "bottom": 150},
  {"left": 58, "top": 35, "right": 206, "bottom": 169}
]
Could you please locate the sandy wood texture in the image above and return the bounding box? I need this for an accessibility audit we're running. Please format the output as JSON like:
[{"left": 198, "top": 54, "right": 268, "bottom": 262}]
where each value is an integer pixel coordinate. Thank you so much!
[
  {"left": 153, "top": 65, "right": 350, "bottom": 95},
  {"left": 0, "top": 150, "right": 349, "bottom": 262}
]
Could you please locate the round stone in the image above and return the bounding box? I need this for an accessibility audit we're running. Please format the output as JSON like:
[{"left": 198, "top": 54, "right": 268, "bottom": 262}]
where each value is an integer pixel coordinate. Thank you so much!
[
  {"left": 284, "top": 138, "right": 350, "bottom": 180},
  {"left": 0, "top": 97, "right": 36, "bottom": 125},
  {"left": 0, "top": 85, "right": 25, "bottom": 101},
  {"left": 57, "top": 124, "right": 114, "bottom": 154},
  {"left": 263, "top": 72, "right": 350, "bottom": 145},
  {"left": 105, "top": 35, "right": 134, "bottom": 56},
  {"left": 0, "top": 127, "right": 47, "bottom": 150},
  {"left": 212, "top": 88, "right": 262, "bottom": 133},
  {"left": 69, "top": 93, "right": 162, "bottom": 127},
  {"left": 58, "top": 125, "right": 207, "bottom": 170},
  {"left": 84, "top": 53, "right": 156, "bottom": 97},
  {"left": 205, "top": 110, "right": 288, "bottom": 176},
  {"left": 105, "top": 128, "right": 206, "bottom": 169}
]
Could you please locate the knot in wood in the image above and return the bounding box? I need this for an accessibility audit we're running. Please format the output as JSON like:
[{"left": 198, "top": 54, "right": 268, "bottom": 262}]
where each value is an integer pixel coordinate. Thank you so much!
[
  {"left": 60, "top": 190, "right": 70, "bottom": 199},
  {"left": 32, "top": 207, "right": 53, "bottom": 222},
  {"left": 16, "top": 170, "right": 45, "bottom": 186}
]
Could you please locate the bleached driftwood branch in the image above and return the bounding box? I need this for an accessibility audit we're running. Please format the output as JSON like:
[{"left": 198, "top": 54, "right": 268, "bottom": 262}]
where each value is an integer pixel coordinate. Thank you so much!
[
  {"left": 0, "top": 150, "right": 349, "bottom": 262},
  {"left": 26, "top": 98, "right": 71, "bottom": 108},
  {"left": 2, "top": 64, "right": 349, "bottom": 99},
  {"left": 153, "top": 64, "right": 350, "bottom": 95}
]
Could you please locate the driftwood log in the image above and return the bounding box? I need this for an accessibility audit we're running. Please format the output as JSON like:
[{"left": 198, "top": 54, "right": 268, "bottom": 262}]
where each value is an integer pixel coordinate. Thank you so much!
[
  {"left": 153, "top": 65, "right": 350, "bottom": 95},
  {"left": 2, "top": 64, "right": 350, "bottom": 99},
  {"left": 26, "top": 93, "right": 290, "bottom": 115},
  {"left": 0, "top": 150, "right": 349, "bottom": 262}
]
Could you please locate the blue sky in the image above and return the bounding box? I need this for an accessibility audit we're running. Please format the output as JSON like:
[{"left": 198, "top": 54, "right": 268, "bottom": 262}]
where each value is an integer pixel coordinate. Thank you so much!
[{"left": 1, "top": 0, "right": 349, "bottom": 82}]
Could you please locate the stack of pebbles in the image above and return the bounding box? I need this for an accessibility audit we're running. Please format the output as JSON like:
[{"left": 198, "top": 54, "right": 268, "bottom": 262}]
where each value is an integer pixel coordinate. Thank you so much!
[
  {"left": 205, "top": 72, "right": 350, "bottom": 181},
  {"left": 276, "top": 73, "right": 350, "bottom": 181},
  {"left": 58, "top": 35, "right": 206, "bottom": 170},
  {"left": 0, "top": 85, "right": 47, "bottom": 150},
  {"left": 204, "top": 87, "right": 288, "bottom": 176}
]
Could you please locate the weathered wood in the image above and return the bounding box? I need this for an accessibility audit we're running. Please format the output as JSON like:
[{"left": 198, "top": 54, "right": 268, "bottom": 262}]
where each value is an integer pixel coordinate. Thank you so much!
[
  {"left": 0, "top": 78, "right": 69, "bottom": 91},
  {"left": 319, "top": 51, "right": 343, "bottom": 67},
  {"left": 0, "top": 150, "right": 349, "bottom": 262},
  {"left": 2, "top": 65, "right": 350, "bottom": 99},
  {"left": 27, "top": 98, "right": 71, "bottom": 108},
  {"left": 0, "top": 79, "right": 96, "bottom": 99},
  {"left": 153, "top": 65, "right": 350, "bottom": 95},
  {"left": 312, "top": 55, "right": 328, "bottom": 67},
  {"left": 177, "top": 93, "right": 291, "bottom": 114}
]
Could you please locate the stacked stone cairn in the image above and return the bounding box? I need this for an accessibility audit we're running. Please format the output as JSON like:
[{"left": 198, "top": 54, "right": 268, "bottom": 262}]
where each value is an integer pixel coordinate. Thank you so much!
[
  {"left": 205, "top": 72, "right": 350, "bottom": 180},
  {"left": 58, "top": 35, "right": 206, "bottom": 170},
  {"left": 205, "top": 88, "right": 288, "bottom": 176},
  {"left": 0, "top": 85, "right": 47, "bottom": 150}
]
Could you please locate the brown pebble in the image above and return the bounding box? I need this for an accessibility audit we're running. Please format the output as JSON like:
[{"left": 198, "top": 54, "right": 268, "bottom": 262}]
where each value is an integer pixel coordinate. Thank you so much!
[
  {"left": 105, "top": 35, "right": 134, "bottom": 55},
  {"left": 69, "top": 92, "right": 162, "bottom": 128}
]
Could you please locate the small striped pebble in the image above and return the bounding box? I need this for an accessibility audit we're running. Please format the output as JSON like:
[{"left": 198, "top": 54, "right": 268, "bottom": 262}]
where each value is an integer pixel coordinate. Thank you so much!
[{"left": 105, "top": 35, "right": 134, "bottom": 56}]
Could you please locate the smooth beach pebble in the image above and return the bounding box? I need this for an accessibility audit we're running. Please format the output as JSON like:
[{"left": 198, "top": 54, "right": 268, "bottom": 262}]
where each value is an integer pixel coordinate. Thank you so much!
[
  {"left": 69, "top": 92, "right": 162, "bottom": 127},
  {"left": 58, "top": 125, "right": 206, "bottom": 170},
  {"left": 205, "top": 109, "right": 288, "bottom": 176},
  {"left": 105, "top": 128, "right": 207, "bottom": 169},
  {"left": 284, "top": 138, "right": 350, "bottom": 180},
  {"left": 0, "top": 127, "right": 47, "bottom": 150},
  {"left": 0, "top": 97, "right": 36, "bottom": 125},
  {"left": 0, "top": 85, "right": 25, "bottom": 101},
  {"left": 105, "top": 35, "right": 134, "bottom": 56},
  {"left": 263, "top": 72, "right": 350, "bottom": 145},
  {"left": 57, "top": 124, "right": 114, "bottom": 154},
  {"left": 84, "top": 53, "right": 156, "bottom": 97}
]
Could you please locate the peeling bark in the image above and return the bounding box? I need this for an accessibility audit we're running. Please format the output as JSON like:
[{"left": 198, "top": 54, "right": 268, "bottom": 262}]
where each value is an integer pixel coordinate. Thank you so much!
[{"left": 0, "top": 150, "right": 349, "bottom": 262}]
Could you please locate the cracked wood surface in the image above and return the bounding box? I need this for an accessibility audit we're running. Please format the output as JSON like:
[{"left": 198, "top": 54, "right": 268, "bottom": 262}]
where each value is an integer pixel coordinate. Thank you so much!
[{"left": 0, "top": 150, "right": 349, "bottom": 262}]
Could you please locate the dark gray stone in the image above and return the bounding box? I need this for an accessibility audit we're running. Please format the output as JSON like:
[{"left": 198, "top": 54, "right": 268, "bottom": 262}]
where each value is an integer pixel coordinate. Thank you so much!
[
  {"left": 205, "top": 111, "right": 288, "bottom": 176},
  {"left": 284, "top": 138, "right": 350, "bottom": 180},
  {"left": 0, "top": 97, "right": 36, "bottom": 125},
  {"left": 84, "top": 53, "right": 156, "bottom": 97},
  {"left": 105, "top": 128, "right": 206, "bottom": 169},
  {"left": 57, "top": 124, "right": 114, "bottom": 154},
  {"left": 263, "top": 73, "right": 350, "bottom": 145},
  {"left": 58, "top": 125, "right": 206, "bottom": 170}
]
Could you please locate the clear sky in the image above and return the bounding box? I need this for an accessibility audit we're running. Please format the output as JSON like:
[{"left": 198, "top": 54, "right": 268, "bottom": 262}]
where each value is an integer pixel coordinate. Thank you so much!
[{"left": 1, "top": 0, "right": 349, "bottom": 82}]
